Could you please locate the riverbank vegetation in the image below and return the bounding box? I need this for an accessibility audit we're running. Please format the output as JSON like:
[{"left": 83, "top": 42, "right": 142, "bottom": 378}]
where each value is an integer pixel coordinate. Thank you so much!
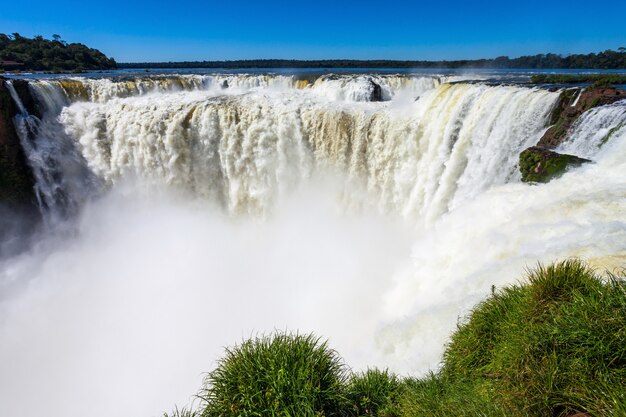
[
  {"left": 531, "top": 74, "right": 626, "bottom": 87},
  {"left": 2, "top": 36, "right": 623, "bottom": 72},
  {"left": 165, "top": 260, "right": 626, "bottom": 417},
  {"left": 122, "top": 49, "right": 626, "bottom": 70},
  {"left": 0, "top": 33, "right": 116, "bottom": 71}
]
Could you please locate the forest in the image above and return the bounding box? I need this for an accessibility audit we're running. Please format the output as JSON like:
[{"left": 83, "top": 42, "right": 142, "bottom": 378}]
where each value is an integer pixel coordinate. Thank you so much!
[
  {"left": 0, "top": 33, "right": 116, "bottom": 71},
  {"left": 119, "top": 49, "right": 626, "bottom": 69},
  {"left": 2, "top": 34, "right": 624, "bottom": 72}
]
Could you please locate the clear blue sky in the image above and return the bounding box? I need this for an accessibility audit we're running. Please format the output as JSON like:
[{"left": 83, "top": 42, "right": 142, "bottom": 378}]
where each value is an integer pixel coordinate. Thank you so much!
[{"left": 2, "top": 0, "right": 625, "bottom": 62}]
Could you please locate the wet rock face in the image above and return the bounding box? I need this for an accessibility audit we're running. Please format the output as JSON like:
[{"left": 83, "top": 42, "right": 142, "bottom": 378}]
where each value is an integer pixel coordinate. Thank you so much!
[
  {"left": 519, "top": 146, "right": 590, "bottom": 183},
  {"left": 368, "top": 80, "right": 383, "bottom": 102},
  {"left": 538, "top": 87, "right": 626, "bottom": 148},
  {"left": 0, "top": 78, "right": 36, "bottom": 207},
  {"left": 10, "top": 79, "right": 42, "bottom": 118}
]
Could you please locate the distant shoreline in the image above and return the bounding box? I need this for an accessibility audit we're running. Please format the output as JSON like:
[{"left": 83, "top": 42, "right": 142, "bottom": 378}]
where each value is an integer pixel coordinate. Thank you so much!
[
  {"left": 2, "top": 34, "right": 625, "bottom": 71},
  {"left": 117, "top": 53, "right": 626, "bottom": 70}
]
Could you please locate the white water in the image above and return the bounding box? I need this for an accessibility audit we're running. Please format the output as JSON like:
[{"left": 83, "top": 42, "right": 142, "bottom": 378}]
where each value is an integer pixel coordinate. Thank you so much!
[
  {"left": 31, "top": 79, "right": 557, "bottom": 221},
  {"left": 1, "top": 74, "right": 625, "bottom": 417},
  {"left": 5, "top": 81, "right": 99, "bottom": 222},
  {"left": 27, "top": 73, "right": 442, "bottom": 104},
  {"left": 380, "top": 122, "right": 626, "bottom": 369},
  {"left": 557, "top": 99, "right": 626, "bottom": 159},
  {"left": 309, "top": 74, "right": 440, "bottom": 102}
]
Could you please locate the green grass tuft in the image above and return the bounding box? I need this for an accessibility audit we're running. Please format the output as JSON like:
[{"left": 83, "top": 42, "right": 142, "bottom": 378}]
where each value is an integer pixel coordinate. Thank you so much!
[
  {"left": 198, "top": 332, "right": 348, "bottom": 417},
  {"left": 438, "top": 259, "right": 626, "bottom": 416},
  {"left": 396, "top": 373, "right": 509, "bottom": 417},
  {"left": 163, "top": 406, "right": 201, "bottom": 417},
  {"left": 346, "top": 368, "right": 401, "bottom": 417},
  {"left": 526, "top": 260, "right": 602, "bottom": 307}
]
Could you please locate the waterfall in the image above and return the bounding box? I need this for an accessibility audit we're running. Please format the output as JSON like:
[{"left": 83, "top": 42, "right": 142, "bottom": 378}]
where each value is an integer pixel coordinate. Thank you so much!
[
  {"left": 556, "top": 99, "right": 626, "bottom": 159},
  {"left": 26, "top": 74, "right": 442, "bottom": 104},
  {"left": 1, "top": 73, "right": 625, "bottom": 417},
  {"left": 34, "top": 76, "right": 558, "bottom": 221},
  {"left": 309, "top": 74, "right": 440, "bottom": 101},
  {"left": 379, "top": 116, "right": 626, "bottom": 371},
  {"left": 5, "top": 81, "right": 100, "bottom": 224}
]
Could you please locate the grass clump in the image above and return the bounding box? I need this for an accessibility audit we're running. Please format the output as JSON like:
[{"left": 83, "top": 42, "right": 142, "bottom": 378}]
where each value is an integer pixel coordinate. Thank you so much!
[
  {"left": 167, "top": 260, "right": 626, "bottom": 417},
  {"left": 346, "top": 369, "right": 401, "bottom": 416},
  {"left": 435, "top": 259, "right": 626, "bottom": 416},
  {"left": 395, "top": 373, "right": 509, "bottom": 417},
  {"left": 163, "top": 407, "right": 201, "bottom": 417},
  {"left": 198, "top": 332, "right": 348, "bottom": 417}
]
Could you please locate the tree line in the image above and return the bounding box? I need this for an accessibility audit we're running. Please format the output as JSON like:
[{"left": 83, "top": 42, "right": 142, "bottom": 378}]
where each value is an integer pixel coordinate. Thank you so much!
[
  {"left": 1, "top": 33, "right": 624, "bottom": 71},
  {"left": 119, "top": 49, "right": 626, "bottom": 69},
  {"left": 530, "top": 74, "right": 626, "bottom": 86},
  {"left": 0, "top": 33, "right": 116, "bottom": 71}
]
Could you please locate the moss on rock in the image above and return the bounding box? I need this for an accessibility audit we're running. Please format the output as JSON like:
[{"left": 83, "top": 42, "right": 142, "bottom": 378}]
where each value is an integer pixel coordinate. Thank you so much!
[{"left": 519, "top": 146, "right": 590, "bottom": 183}]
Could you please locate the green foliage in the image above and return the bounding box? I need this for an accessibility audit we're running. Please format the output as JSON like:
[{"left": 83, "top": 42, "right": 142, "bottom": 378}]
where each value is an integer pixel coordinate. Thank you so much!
[
  {"left": 519, "top": 147, "right": 589, "bottom": 183},
  {"left": 530, "top": 74, "right": 626, "bottom": 87},
  {"left": 346, "top": 369, "right": 401, "bottom": 416},
  {"left": 548, "top": 89, "right": 578, "bottom": 125},
  {"left": 167, "top": 261, "right": 626, "bottom": 417},
  {"left": 439, "top": 259, "right": 626, "bottom": 416},
  {"left": 526, "top": 261, "right": 601, "bottom": 307},
  {"left": 395, "top": 374, "right": 509, "bottom": 417},
  {"left": 163, "top": 407, "right": 201, "bottom": 417},
  {"left": 0, "top": 33, "right": 116, "bottom": 71},
  {"left": 531, "top": 74, "right": 626, "bottom": 86},
  {"left": 199, "top": 332, "right": 348, "bottom": 417},
  {"left": 119, "top": 49, "right": 626, "bottom": 69},
  {"left": 601, "top": 122, "right": 626, "bottom": 146}
]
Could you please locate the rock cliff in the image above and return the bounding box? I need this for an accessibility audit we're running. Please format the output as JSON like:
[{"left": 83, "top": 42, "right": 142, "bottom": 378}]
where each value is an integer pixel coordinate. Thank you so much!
[{"left": 0, "top": 78, "right": 36, "bottom": 207}]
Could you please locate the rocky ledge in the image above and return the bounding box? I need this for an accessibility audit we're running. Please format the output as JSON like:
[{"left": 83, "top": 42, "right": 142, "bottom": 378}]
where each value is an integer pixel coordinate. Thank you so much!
[
  {"left": 518, "top": 86, "right": 624, "bottom": 184},
  {"left": 538, "top": 87, "right": 626, "bottom": 148},
  {"left": 520, "top": 146, "right": 590, "bottom": 183}
]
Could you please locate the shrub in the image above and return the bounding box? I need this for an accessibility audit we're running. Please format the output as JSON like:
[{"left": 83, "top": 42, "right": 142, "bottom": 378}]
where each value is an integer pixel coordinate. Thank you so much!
[
  {"left": 346, "top": 369, "right": 401, "bottom": 416},
  {"left": 396, "top": 373, "right": 508, "bottom": 417},
  {"left": 199, "top": 332, "right": 348, "bottom": 417},
  {"left": 440, "top": 259, "right": 626, "bottom": 416}
]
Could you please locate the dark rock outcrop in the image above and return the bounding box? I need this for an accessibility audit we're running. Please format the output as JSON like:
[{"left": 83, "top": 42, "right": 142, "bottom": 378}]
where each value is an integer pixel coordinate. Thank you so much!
[
  {"left": 368, "top": 80, "right": 383, "bottom": 102},
  {"left": 538, "top": 87, "right": 626, "bottom": 148},
  {"left": 10, "top": 78, "right": 42, "bottom": 117},
  {"left": 0, "top": 78, "right": 36, "bottom": 207},
  {"left": 520, "top": 146, "right": 590, "bottom": 183}
]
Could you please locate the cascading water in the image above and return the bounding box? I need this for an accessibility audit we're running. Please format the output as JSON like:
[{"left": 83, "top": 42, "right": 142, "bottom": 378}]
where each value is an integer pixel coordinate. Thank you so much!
[
  {"left": 26, "top": 76, "right": 558, "bottom": 220},
  {"left": 556, "top": 99, "right": 626, "bottom": 159},
  {"left": 1, "top": 72, "right": 625, "bottom": 417},
  {"left": 309, "top": 74, "right": 441, "bottom": 101},
  {"left": 26, "top": 73, "right": 441, "bottom": 104},
  {"left": 380, "top": 117, "right": 626, "bottom": 371},
  {"left": 5, "top": 81, "right": 99, "bottom": 223}
]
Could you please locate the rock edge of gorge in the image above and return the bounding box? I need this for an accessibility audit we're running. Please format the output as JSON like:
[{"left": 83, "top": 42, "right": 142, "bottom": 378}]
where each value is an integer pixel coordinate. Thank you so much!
[
  {"left": 0, "top": 78, "right": 36, "bottom": 208},
  {"left": 518, "top": 86, "right": 625, "bottom": 183}
]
